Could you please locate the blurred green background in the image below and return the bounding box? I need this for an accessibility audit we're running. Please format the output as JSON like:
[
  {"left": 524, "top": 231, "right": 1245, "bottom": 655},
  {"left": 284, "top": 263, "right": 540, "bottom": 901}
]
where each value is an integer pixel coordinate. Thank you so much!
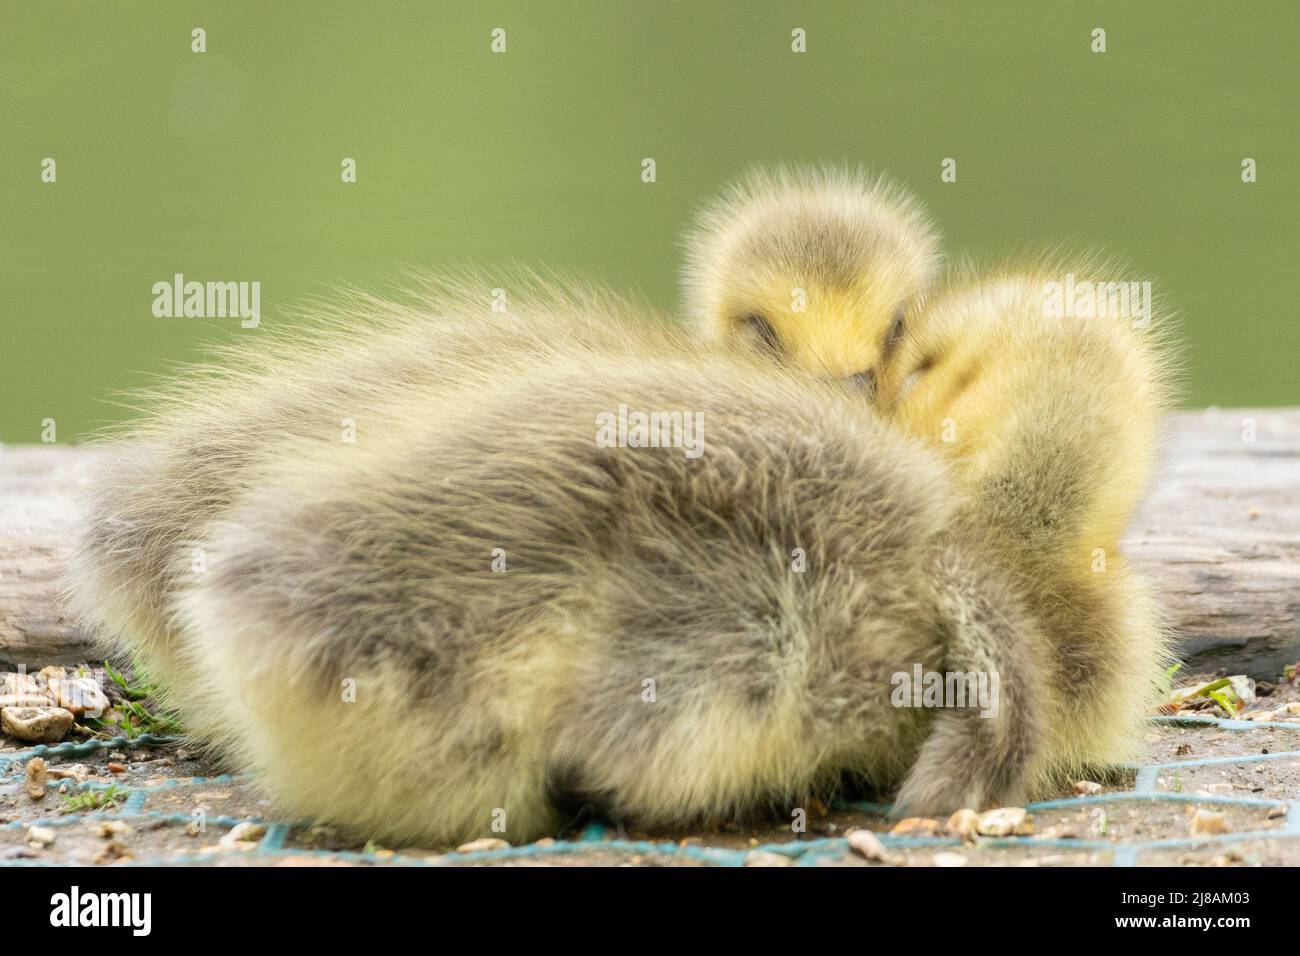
[{"left": 2, "top": 1, "right": 1296, "bottom": 442}]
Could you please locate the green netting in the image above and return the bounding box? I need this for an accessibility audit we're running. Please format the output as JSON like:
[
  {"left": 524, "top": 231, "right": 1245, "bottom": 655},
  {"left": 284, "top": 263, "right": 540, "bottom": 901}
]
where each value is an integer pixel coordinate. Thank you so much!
[{"left": 2, "top": 716, "right": 1297, "bottom": 867}]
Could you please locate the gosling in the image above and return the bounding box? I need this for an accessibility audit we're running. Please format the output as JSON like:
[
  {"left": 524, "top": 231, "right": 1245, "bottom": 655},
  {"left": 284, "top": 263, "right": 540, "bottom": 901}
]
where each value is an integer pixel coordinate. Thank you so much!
[
  {"left": 681, "top": 164, "right": 941, "bottom": 393},
  {"left": 878, "top": 260, "right": 1180, "bottom": 787},
  {"left": 67, "top": 283, "right": 1047, "bottom": 845}
]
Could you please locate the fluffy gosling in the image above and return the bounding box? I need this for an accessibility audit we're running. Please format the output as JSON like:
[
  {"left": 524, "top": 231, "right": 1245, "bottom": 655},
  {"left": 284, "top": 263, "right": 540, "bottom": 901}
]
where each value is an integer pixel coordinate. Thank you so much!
[
  {"left": 877, "top": 262, "right": 1179, "bottom": 784},
  {"left": 681, "top": 165, "right": 941, "bottom": 393},
  {"left": 68, "top": 283, "right": 1046, "bottom": 844}
]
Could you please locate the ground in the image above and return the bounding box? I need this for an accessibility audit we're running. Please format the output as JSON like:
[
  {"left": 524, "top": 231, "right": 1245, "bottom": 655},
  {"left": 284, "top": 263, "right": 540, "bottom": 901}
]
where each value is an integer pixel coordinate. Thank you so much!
[{"left": 2, "top": 673, "right": 1297, "bottom": 867}]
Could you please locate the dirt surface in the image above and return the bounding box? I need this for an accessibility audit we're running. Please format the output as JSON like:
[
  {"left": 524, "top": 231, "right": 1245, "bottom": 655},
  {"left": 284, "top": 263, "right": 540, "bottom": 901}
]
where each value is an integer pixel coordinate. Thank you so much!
[{"left": 3, "top": 675, "right": 1297, "bottom": 868}]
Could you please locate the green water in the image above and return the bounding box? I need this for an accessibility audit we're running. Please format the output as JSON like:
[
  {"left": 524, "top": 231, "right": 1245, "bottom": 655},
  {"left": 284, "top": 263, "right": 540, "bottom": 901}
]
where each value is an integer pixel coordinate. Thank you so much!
[{"left": 2, "top": 1, "right": 1296, "bottom": 442}]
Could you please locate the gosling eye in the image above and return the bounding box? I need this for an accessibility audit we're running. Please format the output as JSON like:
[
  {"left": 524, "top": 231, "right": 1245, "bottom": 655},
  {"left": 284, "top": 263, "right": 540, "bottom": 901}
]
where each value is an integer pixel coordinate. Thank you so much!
[
  {"left": 887, "top": 305, "right": 906, "bottom": 345},
  {"left": 741, "top": 313, "right": 781, "bottom": 353}
]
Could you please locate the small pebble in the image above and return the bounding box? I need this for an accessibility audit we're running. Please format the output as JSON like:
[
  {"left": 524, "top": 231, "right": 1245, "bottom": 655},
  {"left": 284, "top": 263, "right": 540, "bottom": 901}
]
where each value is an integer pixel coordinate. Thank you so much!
[
  {"left": 96, "top": 820, "right": 132, "bottom": 838},
  {"left": 26, "top": 826, "right": 56, "bottom": 849},
  {"left": 106, "top": 762, "right": 127, "bottom": 774},
  {"left": 1, "top": 705, "right": 74, "bottom": 743},
  {"left": 456, "top": 837, "right": 509, "bottom": 853},
  {"left": 891, "top": 817, "right": 941, "bottom": 836},
  {"left": 25, "top": 758, "right": 48, "bottom": 800},
  {"left": 1267, "top": 804, "right": 1288, "bottom": 820},
  {"left": 1189, "top": 808, "right": 1230, "bottom": 835},
  {"left": 745, "top": 850, "right": 793, "bottom": 867},
  {"left": 977, "top": 807, "right": 1034, "bottom": 837},
  {"left": 219, "top": 822, "right": 267, "bottom": 847},
  {"left": 48, "top": 677, "right": 110, "bottom": 717},
  {"left": 1073, "top": 780, "right": 1103, "bottom": 795},
  {"left": 846, "top": 828, "right": 895, "bottom": 863}
]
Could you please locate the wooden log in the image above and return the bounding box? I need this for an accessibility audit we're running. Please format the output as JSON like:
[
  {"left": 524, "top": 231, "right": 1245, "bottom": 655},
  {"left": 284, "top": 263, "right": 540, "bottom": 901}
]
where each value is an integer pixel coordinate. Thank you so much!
[
  {"left": 1, "top": 408, "right": 1297, "bottom": 677},
  {"left": 0, "top": 443, "right": 99, "bottom": 668},
  {"left": 1126, "top": 408, "right": 1299, "bottom": 680}
]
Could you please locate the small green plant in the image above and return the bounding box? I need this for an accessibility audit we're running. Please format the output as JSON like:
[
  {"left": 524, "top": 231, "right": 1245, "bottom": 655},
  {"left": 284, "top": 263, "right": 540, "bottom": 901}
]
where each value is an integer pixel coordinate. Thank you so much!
[
  {"left": 81, "top": 659, "right": 185, "bottom": 739},
  {"left": 1093, "top": 808, "right": 1108, "bottom": 836},
  {"left": 1169, "top": 676, "right": 1242, "bottom": 717},
  {"left": 1155, "top": 661, "right": 1183, "bottom": 698},
  {"left": 103, "top": 659, "right": 149, "bottom": 700},
  {"left": 62, "top": 785, "right": 126, "bottom": 813}
]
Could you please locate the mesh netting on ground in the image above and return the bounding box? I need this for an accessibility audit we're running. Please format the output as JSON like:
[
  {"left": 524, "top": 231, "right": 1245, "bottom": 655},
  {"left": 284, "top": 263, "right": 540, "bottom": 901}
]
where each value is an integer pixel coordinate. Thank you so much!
[{"left": 2, "top": 715, "right": 1297, "bottom": 867}]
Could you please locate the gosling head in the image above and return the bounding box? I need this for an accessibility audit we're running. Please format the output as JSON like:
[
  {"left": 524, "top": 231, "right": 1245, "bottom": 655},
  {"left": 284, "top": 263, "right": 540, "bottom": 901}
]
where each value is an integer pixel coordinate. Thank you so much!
[{"left": 681, "top": 165, "right": 941, "bottom": 397}]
